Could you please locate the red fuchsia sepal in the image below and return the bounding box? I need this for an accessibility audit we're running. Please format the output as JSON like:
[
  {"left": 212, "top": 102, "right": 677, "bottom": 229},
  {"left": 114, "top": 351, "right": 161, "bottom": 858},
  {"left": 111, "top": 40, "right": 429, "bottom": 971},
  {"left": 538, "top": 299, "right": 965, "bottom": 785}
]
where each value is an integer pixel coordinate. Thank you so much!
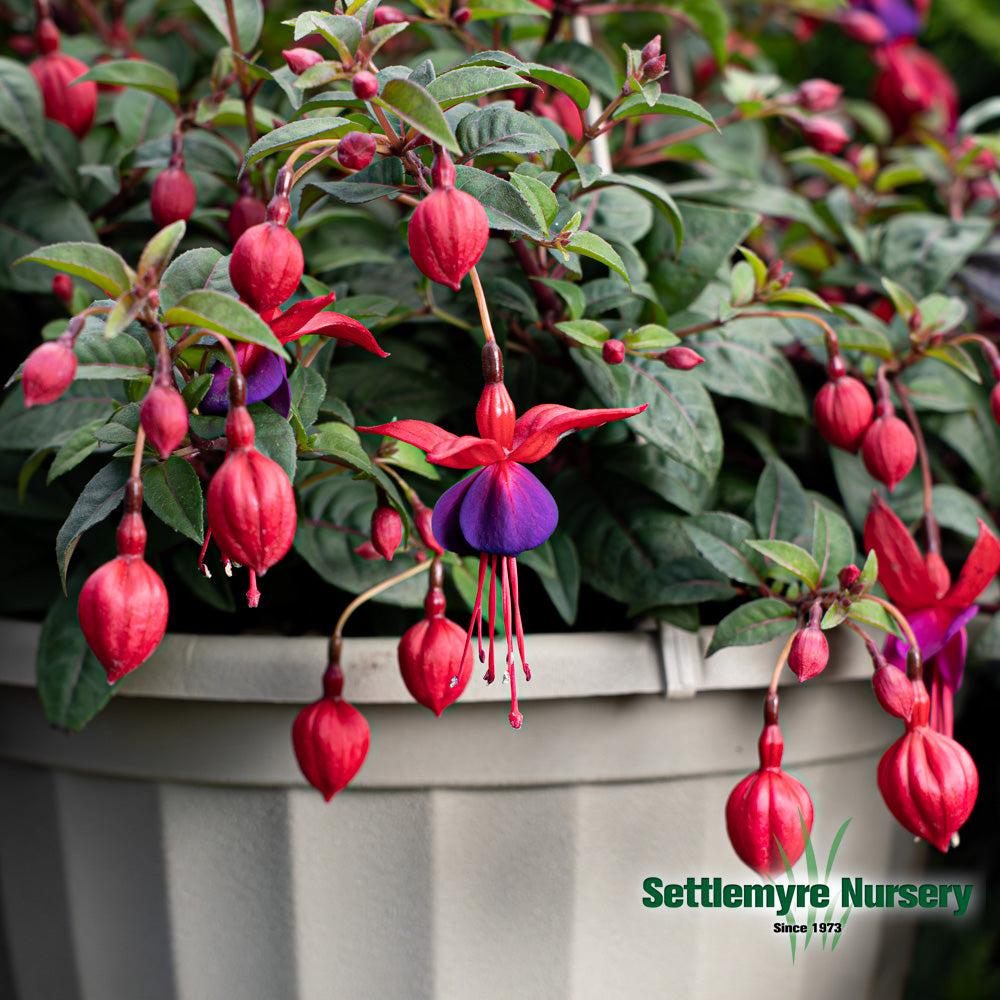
[
  {"left": 725, "top": 698, "right": 814, "bottom": 875},
  {"left": 77, "top": 479, "right": 169, "bottom": 684},
  {"left": 877, "top": 677, "right": 978, "bottom": 851}
]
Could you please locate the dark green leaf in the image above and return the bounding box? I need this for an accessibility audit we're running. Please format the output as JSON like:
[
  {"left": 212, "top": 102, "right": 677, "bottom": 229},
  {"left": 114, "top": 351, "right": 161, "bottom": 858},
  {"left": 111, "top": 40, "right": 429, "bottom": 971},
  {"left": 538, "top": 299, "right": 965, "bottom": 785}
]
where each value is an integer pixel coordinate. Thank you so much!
[
  {"left": 847, "top": 597, "right": 903, "bottom": 637},
  {"left": 15, "top": 241, "right": 133, "bottom": 297},
  {"left": 305, "top": 158, "right": 406, "bottom": 205},
  {"left": 240, "top": 117, "right": 353, "bottom": 174},
  {"left": 614, "top": 92, "right": 717, "bottom": 128},
  {"left": 517, "top": 532, "right": 579, "bottom": 625},
  {"left": 308, "top": 422, "right": 372, "bottom": 475},
  {"left": 55, "top": 459, "right": 130, "bottom": 586},
  {"left": 0, "top": 383, "right": 115, "bottom": 453},
  {"left": 37, "top": 592, "right": 119, "bottom": 731},
  {"left": 47, "top": 419, "right": 106, "bottom": 483},
  {"left": 162, "top": 290, "right": 288, "bottom": 358},
  {"left": 811, "top": 503, "right": 855, "bottom": 586},
  {"left": 142, "top": 458, "right": 204, "bottom": 543},
  {"left": 0, "top": 57, "right": 45, "bottom": 161},
  {"left": 684, "top": 512, "right": 764, "bottom": 586},
  {"left": 675, "top": 0, "right": 729, "bottom": 65},
  {"left": 181, "top": 373, "right": 213, "bottom": 410},
  {"left": 454, "top": 165, "right": 544, "bottom": 237},
  {"left": 193, "top": 0, "right": 264, "bottom": 50},
  {"left": 428, "top": 66, "right": 531, "bottom": 109},
  {"left": 465, "top": 0, "right": 546, "bottom": 17},
  {"left": 592, "top": 174, "right": 684, "bottom": 248},
  {"left": 457, "top": 106, "right": 559, "bottom": 159},
  {"left": 754, "top": 458, "right": 811, "bottom": 545},
  {"left": 705, "top": 597, "right": 796, "bottom": 655},
  {"left": 562, "top": 231, "right": 630, "bottom": 285},
  {"left": 78, "top": 60, "right": 179, "bottom": 104},
  {"left": 289, "top": 365, "right": 327, "bottom": 429},
  {"left": 375, "top": 77, "right": 459, "bottom": 152},
  {"left": 745, "top": 539, "right": 821, "bottom": 589},
  {"left": 159, "top": 248, "right": 228, "bottom": 314},
  {"left": 250, "top": 406, "right": 297, "bottom": 481},
  {"left": 603, "top": 442, "right": 713, "bottom": 515},
  {"left": 537, "top": 41, "right": 618, "bottom": 99}
]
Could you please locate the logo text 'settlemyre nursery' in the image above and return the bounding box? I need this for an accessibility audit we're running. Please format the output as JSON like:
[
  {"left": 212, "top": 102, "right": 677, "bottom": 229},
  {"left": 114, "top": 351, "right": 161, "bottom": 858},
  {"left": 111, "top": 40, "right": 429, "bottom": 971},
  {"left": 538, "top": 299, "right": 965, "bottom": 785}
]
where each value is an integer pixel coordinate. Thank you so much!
[{"left": 640, "top": 820, "right": 977, "bottom": 960}]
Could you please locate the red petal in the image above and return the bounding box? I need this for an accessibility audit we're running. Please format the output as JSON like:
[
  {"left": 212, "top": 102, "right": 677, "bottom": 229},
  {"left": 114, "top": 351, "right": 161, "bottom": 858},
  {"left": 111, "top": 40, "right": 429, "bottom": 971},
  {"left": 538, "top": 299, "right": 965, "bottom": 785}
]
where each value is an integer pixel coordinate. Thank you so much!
[
  {"left": 268, "top": 293, "right": 338, "bottom": 342},
  {"left": 357, "top": 419, "right": 458, "bottom": 454},
  {"left": 427, "top": 435, "right": 505, "bottom": 469},
  {"left": 863, "top": 493, "right": 933, "bottom": 609},
  {"left": 509, "top": 403, "right": 648, "bottom": 463},
  {"left": 292, "top": 312, "right": 389, "bottom": 357},
  {"left": 944, "top": 519, "right": 1000, "bottom": 608}
]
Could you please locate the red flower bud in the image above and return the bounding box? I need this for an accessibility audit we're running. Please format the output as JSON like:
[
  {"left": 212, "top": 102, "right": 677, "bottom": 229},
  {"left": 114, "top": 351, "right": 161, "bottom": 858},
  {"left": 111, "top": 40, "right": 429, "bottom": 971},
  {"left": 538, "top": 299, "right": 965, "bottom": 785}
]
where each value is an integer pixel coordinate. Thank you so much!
[
  {"left": 398, "top": 584, "right": 473, "bottom": 715},
  {"left": 797, "top": 79, "right": 842, "bottom": 113},
  {"left": 150, "top": 167, "right": 197, "bottom": 228},
  {"left": 78, "top": 508, "right": 169, "bottom": 684},
  {"left": 453, "top": 7, "right": 471, "bottom": 25},
  {"left": 641, "top": 54, "right": 667, "bottom": 81},
  {"left": 226, "top": 193, "right": 267, "bottom": 244},
  {"left": 22, "top": 339, "right": 77, "bottom": 407},
  {"left": 814, "top": 375, "right": 874, "bottom": 452},
  {"left": 837, "top": 564, "right": 861, "bottom": 589},
  {"left": 36, "top": 17, "right": 61, "bottom": 54},
  {"left": 990, "top": 383, "right": 1000, "bottom": 429},
  {"left": 293, "top": 695, "right": 370, "bottom": 800},
  {"left": 661, "top": 346, "right": 705, "bottom": 370},
  {"left": 640, "top": 35, "right": 662, "bottom": 63},
  {"left": 282, "top": 47, "right": 324, "bottom": 75},
  {"left": 374, "top": 6, "right": 408, "bottom": 24},
  {"left": 337, "top": 131, "right": 376, "bottom": 171},
  {"left": 840, "top": 10, "right": 888, "bottom": 45},
  {"left": 140, "top": 382, "right": 189, "bottom": 459},
  {"left": 861, "top": 406, "right": 916, "bottom": 491},
  {"left": 408, "top": 187, "right": 489, "bottom": 291},
  {"left": 370, "top": 504, "right": 403, "bottom": 561},
  {"left": 800, "top": 116, "right": 850, "bottom": 154},
  {"left": 414, "top": 503, "right": 444, "bottom": 555},
  {"left": 206, "top": 406, "right": 297, "bottom": 574},
  {"left": 353, "top": 540, "right": 383, "bottom": 561},
  {"left": 52, "top": 273, "right": 73, "bottom": 304},
  {"left": 788, "top": 625, "right": 829, "bottom": 682},
  {"left": 602, "top": 339, "right": 626, "bottom": 365},
  {"left": 877, "top": 681, "right": 978, "bottom": 851},
  {"left": 351, "top": 71, "right": 379, "bottom": 100},
  {"left": 726, "top": 723, "right": 814, "bottom": 874},
  {"left": 29, "top": 48, "right": 97, "bottom": 139},
  {"left": 229, "top": 219, "right": 304, "bottom": 312},
  {"left": 872, "top": 665, "right": 914, "bottom": 721}
]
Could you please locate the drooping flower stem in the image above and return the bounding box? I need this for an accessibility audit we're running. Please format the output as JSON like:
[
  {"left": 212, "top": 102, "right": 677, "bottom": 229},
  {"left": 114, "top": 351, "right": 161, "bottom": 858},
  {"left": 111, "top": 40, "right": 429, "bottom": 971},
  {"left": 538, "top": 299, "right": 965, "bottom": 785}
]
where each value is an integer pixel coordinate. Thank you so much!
[
  {"left": 767, "top": 629, "right": 798, "bottom": 696},
  {"left": 894, "top": 382, "right": 936, "bottom": 547},
  {"left": 130, "top": 425, "right": 147, "bottom": 479},
  {"left": 469, "top": 266, "right": 496, "bottom": 344},
  {"left": 331, "top": 559, "right": 432, "bottom": 643},
  {"left": 866, "top": 594, "right": 922, "bottom": 665}
]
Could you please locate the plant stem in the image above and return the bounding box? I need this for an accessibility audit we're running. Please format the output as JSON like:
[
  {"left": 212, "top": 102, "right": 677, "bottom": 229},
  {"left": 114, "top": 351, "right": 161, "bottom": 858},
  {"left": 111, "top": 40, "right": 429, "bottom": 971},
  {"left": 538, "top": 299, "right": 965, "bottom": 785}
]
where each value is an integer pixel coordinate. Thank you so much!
[
  {"left": 469, "top": 266, "right": 496, "bottom": 343},
  {"left": 332, "top": 559, "right": 431, "bottom": 639},
  {"left": 866, "top": 594, "right": 920, "bottom": 655},
  {"left": 130, "top": 425, "right": 147, "bottom": 478},
  {"left": 895, "top": 382, "right": 934, "bottom": 535},
  {"left": 223, "top": 0, "right": 258, "bottom": 146},
  {"left": 767, "top": 630, "right": 798, "bottom": 696}
]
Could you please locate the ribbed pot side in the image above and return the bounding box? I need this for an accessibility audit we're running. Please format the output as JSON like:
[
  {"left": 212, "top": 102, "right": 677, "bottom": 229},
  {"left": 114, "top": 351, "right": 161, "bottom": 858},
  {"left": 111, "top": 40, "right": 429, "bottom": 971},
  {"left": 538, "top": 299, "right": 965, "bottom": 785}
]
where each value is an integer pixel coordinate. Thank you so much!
[{"left": 0, "top": 619, "right": 921, "bottom": 1000}]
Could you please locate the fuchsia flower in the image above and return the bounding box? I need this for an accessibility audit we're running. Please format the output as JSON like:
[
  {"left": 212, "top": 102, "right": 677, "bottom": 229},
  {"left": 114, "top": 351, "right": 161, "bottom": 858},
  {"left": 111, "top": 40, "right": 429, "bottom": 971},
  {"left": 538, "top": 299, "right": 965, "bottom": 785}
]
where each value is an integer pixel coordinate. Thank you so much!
[
  {"left": 202, "top": 292, "right": 387, "bottom": 416},
  {"left": 846, "top": 0, "right": 921, "bottom": 42},
  {"left": 864, "top": 494, "right": 1000, "bottom": 737},
  {"left": 359, "top": 342, "right": 646, "bottom": 728}
]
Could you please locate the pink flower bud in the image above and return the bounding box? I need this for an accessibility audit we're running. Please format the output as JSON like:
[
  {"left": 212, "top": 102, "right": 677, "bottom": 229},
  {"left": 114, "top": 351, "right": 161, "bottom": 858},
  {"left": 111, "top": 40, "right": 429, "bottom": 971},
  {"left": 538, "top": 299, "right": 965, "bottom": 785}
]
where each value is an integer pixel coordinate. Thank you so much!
[
  {"left": 398, "top": 585, "right": 473, "bottom": 715},
  {"left": 814, "top": 375, "right": 874, "bottom": 452},
  {"left": 52, "top": 273, "right": 73, "bottom": 304},
  {"left": 992, "top": 383, "right": 1000, "bottom": 429},
  {"left": 661, "top": 346, "right": 705, "bottom": 370},
  {"left": 726, "top": 723, "right": 814, "bottom": 874},
  {"left": 872, "top": 665, "right": 914, "bottom": 721},
  {"left": 353, "top": 540, "right": 382, "bottom": 560},
  {"left": 414, "top": 504, "right": 444, "bottom": 555},
  {"left": 640, "top": 35, "right": 662, "bottom": 63},
  {"left": 840, "top": 10, "right": 889, "bottom": 45},
  {"left": 408, "top": 187, "right": 490, "bottom": 291},
  {"left": 29, "top": 46, "right": 97, "bottom": 139},
  {"left": 206, "top": 406, "right": 297, "bottom": 574},
  {"left": 602, "top": 339, "right": 626, "bottom": 365},
  {"left": 150, "top": 167, "right": 197, "bottom": 228},
  {"left": 78, "top": 508, "right": 169, "bottom": 684},
  {"left": 370, "top": 505, "right": 403, "bottom": 561},
  {"left": 797, "top": 79, "right": 842, "bottom": 113},
  {"left": 641, "top": 54, "right": 667, "bottom": 81},
  {"left": 800, "top": 117, "right": 850, "bottom": 154},
  {"left": 837, "top": 564, "right": 861, "bottom": 589},
  {"left": 282, "top": 47, "right": 324, "bottom": 75},
  {"left": 877, "top": 681, "right": 978, "bottom": 851},
  {"left": 229, "top": 219, "right": 304, "bottom": 312},
  {"left": 140, "top": 383, "right": 189, "bottom": 459},
  {"left": 293, "top": 695, "right": 370, "bottom": 800},
  {"left": 226, "top": 193, "right": 267, "bottom": 244},
  {"left": 453, "top": 6, "right": 471, "bottom": 26},
  {"left": 22, "top": 339, "right": 77, "bottom": 407},
  {"left": 788, "top": 625, "right": 829, "bottom": 682},
  {"left": 861, "top": 407, "right": 916, "bottom": 491},
  {"left": 337, "top": 131, "right": 376, "bottom": 171},
  {"left": 374, "top": 7, "right": 408, "bottom": 25},
  {"left": 351, "top": 71, "right": 379, "bottom": 100}
]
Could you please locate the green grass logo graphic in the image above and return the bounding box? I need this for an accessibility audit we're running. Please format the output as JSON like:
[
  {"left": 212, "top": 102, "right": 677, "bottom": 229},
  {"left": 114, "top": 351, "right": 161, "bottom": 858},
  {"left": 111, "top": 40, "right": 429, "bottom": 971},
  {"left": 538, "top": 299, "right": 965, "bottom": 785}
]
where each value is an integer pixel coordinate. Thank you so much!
[{"left": 776, "top": 817, "right": 852, "bottom": 962}]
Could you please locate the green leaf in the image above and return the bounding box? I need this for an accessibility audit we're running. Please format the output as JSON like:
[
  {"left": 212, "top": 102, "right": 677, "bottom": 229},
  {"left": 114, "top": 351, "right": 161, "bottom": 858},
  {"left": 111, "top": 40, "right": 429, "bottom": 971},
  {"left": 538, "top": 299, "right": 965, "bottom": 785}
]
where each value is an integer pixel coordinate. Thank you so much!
[
  {"left": 518, "top": 533, "right": 579, "bottom": 625},
  {"left": 79, "top": 60, "right": 179, "bottom": 104},
  {"left": 537, "top": 41, "right": 619, "bottom": 99},
  {"left": 846, "top": 597, "right": 903, "bottom": 638},
  {"left": 556, "top": 319, "right": 609, "bottom": 348},
  {"left": 138, "top": 220, "right": 186, "bottom": 281},
  {"left": 142, "top": 458, "right": 204, "bottom": 543},
  {"left": 614, "top": 92, "right": 718, "bottom": 129},
  {"left": 194, "top": 0, "right": 264, "bottom": 51},
  {"left": 0, "top": 57, "right": 45, "bottom": 161},
  {"left": 705, "top": 597, "right": 796, "bottom": 655},
  {"left": 754, "top": 459, "right": 812, "bottom": 545},
  {"left": 576, "top": 351, "right": 722, "bottom": 479},
  {"left": 692, "top": 331, "right": 807, "bottom": 417},
  {"left": 181, "top": 373, "right": 213, "bottom": 411},
  {"left": 308, "top": 422, "right": 373, "bottom": 475},
  {"left": 55, "top": 459, "right": 131, "bottom": 587},
  {"left": 288, "top": 365, "right": 327, "bottom": 429},
  {"left": 745, "top": 540, "right": 821, "bottom": 590},
  {"left": 73, "top": 323, "right": 149, "bottom": 377},
  {"left": 535, "top": 278, "right": 586, "bottom": 320},
  {"left": 15, "top": 242, "right": 133, "bottom": 298},
  {"left": 593, "top": 174, "right": 684, "bottom": 248},
  {"left": 36, "top": 592, "right": 119, "bottom": 731},
  {"left": 509, "top": 172, "right": 559, "bottom": 232},
  {"left": 382, "top": 439, "right": 440, "bottom": 480},
  {"left": 880, "top": 277, "right": 917, "bottom": 324},
  {"left": 375, "top": 78, "right": 459, "bottom": 153},
  {"left": 47, "top": 419, "right": 106, "bottom": 484},
  {"left": 603, "top": 442, "right": 713, "bottom": 516},
  {"left": 240, "top": 117, "right": 353, "bottom": 174},
  {"left": 676, "top": 0, "right": 729, "bottom": 65},
  {"left": 454, "top": 165, "right": 544, "bottom": 237},
  {"left": 102, "top": 291, "right": 146, "bottom": 342},
  {"left": 562, "top": 231, "right": 630, "bottom": 285},
  {"left": 858, "top": 548, "right": 878, "bottom": 591},
  {"left": 811, "top": 503, "right": 855, "bottom": 586},
  {"left": 295, "top": 11, "right": 362, "bottom": 61},
  {"left": 427, "top": 66, "right": 531, "bottom": 109},
  {"left": 522, "top": 63, "right": 590, "bottom": 110},
  {"left": 159, "top": 248, "right": 227, "bottom": 314},
  {"left": 457, "top": 106, "right": 559, "bottom": 159},
  {"left": 465, "top": 0, "right": 546, "bottom": 16},
  {"left": 305, "top": 158, "right": 406, "bottom": 206},
  {"left": 738, "top": 245, "right": 768, "bottom": 288},
  {"left": 162, "top": 290, "right": 288, "bottom": 358},
  {"left": 250, "top": 406, "right": 296, "bottom": 481},
  {"left": 684, "top": 513, "right": 765, "bottom": 586}
]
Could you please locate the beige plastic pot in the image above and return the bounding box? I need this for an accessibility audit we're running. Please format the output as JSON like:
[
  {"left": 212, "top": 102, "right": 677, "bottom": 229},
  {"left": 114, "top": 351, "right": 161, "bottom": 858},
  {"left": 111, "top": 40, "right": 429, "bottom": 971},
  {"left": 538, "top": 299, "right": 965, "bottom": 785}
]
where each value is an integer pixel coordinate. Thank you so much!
[{"left": 0, "top": 618, "right": 920, "bottom": 1000}]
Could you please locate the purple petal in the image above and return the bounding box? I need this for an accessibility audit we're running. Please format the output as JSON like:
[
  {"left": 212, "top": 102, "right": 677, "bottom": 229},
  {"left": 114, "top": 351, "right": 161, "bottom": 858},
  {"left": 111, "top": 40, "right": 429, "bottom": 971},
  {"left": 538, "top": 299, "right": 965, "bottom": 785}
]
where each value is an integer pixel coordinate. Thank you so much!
[
  {"left": 431, "top": 472, "right": 482, "bottom": 556},
  {"left": 852, "top": 0, "right": 920, "bottom": 40},
  {"left": 883, "top": 604, "right": 977, "bottom": 679},
  {"left": 199, "top": 351, "right": 288, "bottom": 415},
  {"left": 933, "top": 628, "right": 968, "bottom": 691},
  {"left": 458, "top": 461, "right": 558, "bottom": 557},
  {"left": 264, "top": 375, "right": 291, "bottom": 419}
]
